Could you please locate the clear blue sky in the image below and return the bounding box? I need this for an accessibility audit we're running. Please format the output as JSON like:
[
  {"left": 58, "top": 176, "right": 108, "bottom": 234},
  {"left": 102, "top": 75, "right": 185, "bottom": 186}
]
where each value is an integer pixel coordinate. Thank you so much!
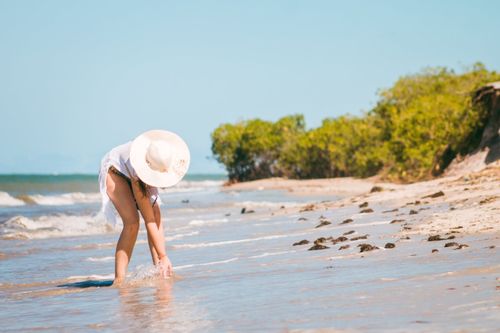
[{"left": 1, "top": 0, "right": 499, "bottom": 174}]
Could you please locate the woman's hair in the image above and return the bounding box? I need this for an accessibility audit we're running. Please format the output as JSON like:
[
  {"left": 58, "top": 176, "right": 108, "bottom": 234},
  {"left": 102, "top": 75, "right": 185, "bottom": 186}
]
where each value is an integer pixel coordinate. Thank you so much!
[{"left": 137, "top": 178, "right": 150, "bottom": 198}]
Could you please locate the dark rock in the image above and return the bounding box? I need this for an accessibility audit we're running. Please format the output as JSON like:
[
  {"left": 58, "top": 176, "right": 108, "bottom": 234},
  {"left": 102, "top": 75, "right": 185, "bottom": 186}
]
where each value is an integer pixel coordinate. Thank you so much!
[
  {"left": 314, "top": 237, "right": 327, "bottom": 244},
  {"left": 360, "top": 208, "right": 374, "bottom": 213},
  {"left": 280, "top": 205, "right": 285, "bottom": 209},
  {"left": 400, "top": 236, "right": 411, "bottom": 240},
  {"left": 358, "top": 243, "right": 379, "bottom": 252},
  {"left": 241, "top": 207, "right": 255, "bottom": 214},
  {"left": 181, "top": 199, "right": 189, "bottom": 204},
  {"left": 315, "top": 220, "right": 332, "bottom": 228},
  {"left": 428, "top": 235, "right": 446, "bottom": 241},
  {"left": 339, "top": 245, "right": 350, "bottom": 250},
  {"left": 350, "top": 235, "right": 369, "bottom": 241},
  {"left": 370, "top": 186, "right": 384, "bottom": 193},
  {"left": 444, "top": 242, "right": 459, "bottom": 248},
  {"left": 403, "top": 226, "right": 412, "bottom": 230},
  {"left": 447, "top": 235, "right": 455, "bottom": 240},
  {"left": 479, "top": 196, "right": 498, "bottom": 205},
  {"left": 341, "top": 218, "right": 353, "bottom": 224},
  {"left": 298, "top": 217, "right": 308, "bottom": 221},
  {"left": 409, "top": 209, "right": 418, "bottom": 215},
  {"left": 300, "top": 204, "right": 316, "bottom": 212},
  {"left": 422, "top": 191, "right": 445, "bottom": 199},
  {"left": 456, "top": 244, "right": 469, "bottom": 250},
  {"left": 390, "top": 219, "right": 405, "bottom": 224},
  {"left": 333, "top": 236, "right": 348, "bottom": 244},
  {"left": 432, "top": 249, "right": 439, "bottom": 253},
  {"left": 343, "top": 230, "right": 355, "bottom": 235},
  {"left": 293, "top": 239, "right": 309, "bottom": 246},
  {"left": 384, "top": 243, "right": 396, "bottom": 249},
  {"left": 359, "top": 202, "right": 369, "bottom": 208},
  {"left": 451, "top": 226, "right": 463, "bottom": 229},
  {"left": 383, "top": 208, "right": 399, "bottom": 213},
  {"left": 308, "top": 244, "right": 329, "bottom": 251}
]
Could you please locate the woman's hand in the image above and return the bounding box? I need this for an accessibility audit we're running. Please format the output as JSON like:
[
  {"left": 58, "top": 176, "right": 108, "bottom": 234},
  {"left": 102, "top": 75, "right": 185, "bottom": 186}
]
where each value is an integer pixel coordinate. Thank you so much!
[{"left": 158, "top": 255, "right": 173, "bottom": 278}]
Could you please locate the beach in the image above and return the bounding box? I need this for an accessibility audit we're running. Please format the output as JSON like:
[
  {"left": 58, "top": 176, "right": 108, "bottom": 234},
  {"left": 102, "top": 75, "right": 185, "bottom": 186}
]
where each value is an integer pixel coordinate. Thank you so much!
[{"left": 0, "top": 166, "right": 499, "bottom": 332}]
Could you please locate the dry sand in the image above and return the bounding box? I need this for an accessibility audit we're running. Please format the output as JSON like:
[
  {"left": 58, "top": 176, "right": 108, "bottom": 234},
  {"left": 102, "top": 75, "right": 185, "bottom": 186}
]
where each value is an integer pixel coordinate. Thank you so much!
[{"left": 225, "top": 163, "right": 500, "bottom": 238}]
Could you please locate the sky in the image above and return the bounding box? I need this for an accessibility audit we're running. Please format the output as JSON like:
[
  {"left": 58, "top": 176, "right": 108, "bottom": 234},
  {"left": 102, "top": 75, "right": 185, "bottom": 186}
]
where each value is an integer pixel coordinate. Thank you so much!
[{"left": 1, "top": 0, "right": 499, "bottom": 175}]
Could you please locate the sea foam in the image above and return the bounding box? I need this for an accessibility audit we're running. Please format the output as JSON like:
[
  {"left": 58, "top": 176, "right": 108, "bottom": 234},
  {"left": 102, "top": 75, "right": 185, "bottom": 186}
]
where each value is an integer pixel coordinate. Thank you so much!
[
  {"left": 0, "top": 192, "right": 25, "bottom": 206},
  {"left": 21, "top": 192, "right": 101, "bottom": 205},
  {"left": 1, "top": 214, "right": 114, "bottom": 239}
]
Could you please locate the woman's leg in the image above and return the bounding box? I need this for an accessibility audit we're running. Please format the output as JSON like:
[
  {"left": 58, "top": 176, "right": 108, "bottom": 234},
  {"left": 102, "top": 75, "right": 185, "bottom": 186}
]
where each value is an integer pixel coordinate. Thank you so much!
[{"left": 106, "top": 170, "right": 140, "bottom": 283}]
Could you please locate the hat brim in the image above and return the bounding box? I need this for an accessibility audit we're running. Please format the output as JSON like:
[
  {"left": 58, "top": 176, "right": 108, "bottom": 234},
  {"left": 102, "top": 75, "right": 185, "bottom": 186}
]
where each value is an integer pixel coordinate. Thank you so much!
[{"left": 130, "top": 130, "right": 190, "bottom": 188}]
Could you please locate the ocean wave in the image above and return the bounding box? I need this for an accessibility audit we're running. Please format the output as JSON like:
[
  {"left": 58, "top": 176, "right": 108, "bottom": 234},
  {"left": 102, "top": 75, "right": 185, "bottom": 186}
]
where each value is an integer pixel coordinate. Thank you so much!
[
  {"left": 1, "top": 214, "right": 114, "bottom": 240},
  {"left": 188, "top": 218, "right": 229, "bottom": 227},
  {"left": 85, "top": 256, "right": 114, "bottom": 262},
  {"left": 233, "top": 200, "right": 300, "bottom": 209},
  {"left": 0, "top": 192, "right": 25, "bottom": 206},
  {"left": 249, "top": 250, "right": 296, "bottom": 259},
  {"left": 19, "top": 192, "right": 101, "bottom": 205},
  {"left": 166, "top": 231, "right": 200, "bottom": 241},
  {"left": 160, "top": 180, "right": 224, "bottom": 194},
  {"left": 173, "top": 234, "right": 289, "bottom": 249},
  {"left": 175, "top": 257, "right": 238, "bottom": 270}
]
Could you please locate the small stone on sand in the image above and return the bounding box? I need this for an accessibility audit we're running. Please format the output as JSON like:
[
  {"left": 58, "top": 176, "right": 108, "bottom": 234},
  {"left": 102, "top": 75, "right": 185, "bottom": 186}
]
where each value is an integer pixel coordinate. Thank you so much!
[
  {"left": 241, "top": 207, "right": 255, "bottom": 214},
  {"left": 358, "top": 243, "right": 378, "bottom": 252},
  {"left": 293, "top": 240, "right": 309, "bottom": 246},
  {"left": 422, "top": 191, "right": 445, "bottom": 199},
  {"left": 308, "top": 244, "right": 329, "bottom": 251},
  {"left": 359, "top": 202, "right": 369, "bottom": 208},
  {"left": 343, "top": 230, "right": 355, "bottom": 235},
  {"left": 428, "top": 235, "right": 445, "bottom": 241},
  {"left": 315, "top": 220, "right": 332, "bottom": 228},
  {"left": 350, "top": 235, "right": 369, "bottom": 241},
  {"left": 339, "top": 245, "right": 350, "bottom": 250},
  {"left": 341, "top": 218, "right": 353, "bottom": 225},
  {"left": 360, "top": 208, "right": 374, "bottom": 213},
  {"left": 300, "top": 204, "right": 316, "bottom": 212},
  {"left": 370, "top": 186, "right": 384, "bottom": 193},
  {"left": 384, "top": 243, "right": 396, "bottom": 249}
]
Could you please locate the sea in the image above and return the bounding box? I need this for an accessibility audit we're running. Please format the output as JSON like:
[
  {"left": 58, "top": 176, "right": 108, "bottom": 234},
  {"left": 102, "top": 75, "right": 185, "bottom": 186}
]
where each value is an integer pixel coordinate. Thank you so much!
[{"left": 1, "top": 174, "right": 498, "bottom": 332}]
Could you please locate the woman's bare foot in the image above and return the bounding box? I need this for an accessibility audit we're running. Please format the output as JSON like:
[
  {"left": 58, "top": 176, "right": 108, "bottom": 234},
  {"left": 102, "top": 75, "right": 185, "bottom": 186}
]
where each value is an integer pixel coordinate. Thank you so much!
[{"left": 112, "top": 277, "right": 125, "bottom": 287}]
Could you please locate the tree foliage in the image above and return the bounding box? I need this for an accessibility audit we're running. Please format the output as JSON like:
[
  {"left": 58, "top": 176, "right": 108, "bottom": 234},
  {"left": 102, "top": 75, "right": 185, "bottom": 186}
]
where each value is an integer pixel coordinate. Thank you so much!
[{"left": 211, "top": 64, "right": 500, "bottom": 182}]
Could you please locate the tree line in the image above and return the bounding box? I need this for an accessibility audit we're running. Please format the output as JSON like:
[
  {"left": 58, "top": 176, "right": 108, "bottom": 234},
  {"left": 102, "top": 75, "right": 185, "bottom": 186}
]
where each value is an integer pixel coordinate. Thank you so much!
[{"left": 211, "top": 63, "right": 500, "bottom": 182}]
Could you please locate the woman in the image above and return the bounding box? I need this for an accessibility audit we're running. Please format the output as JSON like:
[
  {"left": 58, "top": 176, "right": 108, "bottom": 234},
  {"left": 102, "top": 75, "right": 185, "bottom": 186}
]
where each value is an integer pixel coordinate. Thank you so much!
[{"left": 98, "top": 129, "right": 190, "bottom": 285}]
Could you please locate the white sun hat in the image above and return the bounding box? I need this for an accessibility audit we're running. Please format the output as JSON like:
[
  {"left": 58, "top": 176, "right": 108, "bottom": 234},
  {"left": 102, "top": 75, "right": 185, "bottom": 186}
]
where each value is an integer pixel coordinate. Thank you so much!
[{"left": 130, "top": 129, "right": 190, "bottom": 188}]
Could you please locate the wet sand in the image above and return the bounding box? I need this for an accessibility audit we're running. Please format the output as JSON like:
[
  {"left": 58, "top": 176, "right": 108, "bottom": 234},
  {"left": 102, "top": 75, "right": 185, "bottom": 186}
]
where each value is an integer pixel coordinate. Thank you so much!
[{"left": 1, "top": 166, "right": 499, "bottom": 332}]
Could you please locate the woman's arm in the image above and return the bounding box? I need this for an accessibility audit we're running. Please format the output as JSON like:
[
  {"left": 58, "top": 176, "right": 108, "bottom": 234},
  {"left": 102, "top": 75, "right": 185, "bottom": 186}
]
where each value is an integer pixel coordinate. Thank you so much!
[{"left": 129, "top": 179, "right": 172, "bottom": 276}]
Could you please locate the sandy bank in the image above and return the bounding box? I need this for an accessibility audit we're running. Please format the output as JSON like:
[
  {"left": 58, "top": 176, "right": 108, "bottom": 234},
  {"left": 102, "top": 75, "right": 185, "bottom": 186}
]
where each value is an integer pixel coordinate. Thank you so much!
[{"left": 225, "top": 164, "right": 500, "bottom": 237}]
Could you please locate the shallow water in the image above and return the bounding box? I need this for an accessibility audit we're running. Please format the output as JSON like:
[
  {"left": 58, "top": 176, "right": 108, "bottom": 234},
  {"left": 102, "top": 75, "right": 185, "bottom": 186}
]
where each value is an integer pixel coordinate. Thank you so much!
[{"left": 1, "top": 176, "right": 499, "bottom": 332}]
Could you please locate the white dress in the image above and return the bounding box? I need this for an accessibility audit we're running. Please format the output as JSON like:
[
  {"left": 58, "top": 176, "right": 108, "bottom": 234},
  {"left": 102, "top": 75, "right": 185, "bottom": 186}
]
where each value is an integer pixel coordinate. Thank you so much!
[{"left": 99, "top": 141, "right": 162, "bottom": 226}]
